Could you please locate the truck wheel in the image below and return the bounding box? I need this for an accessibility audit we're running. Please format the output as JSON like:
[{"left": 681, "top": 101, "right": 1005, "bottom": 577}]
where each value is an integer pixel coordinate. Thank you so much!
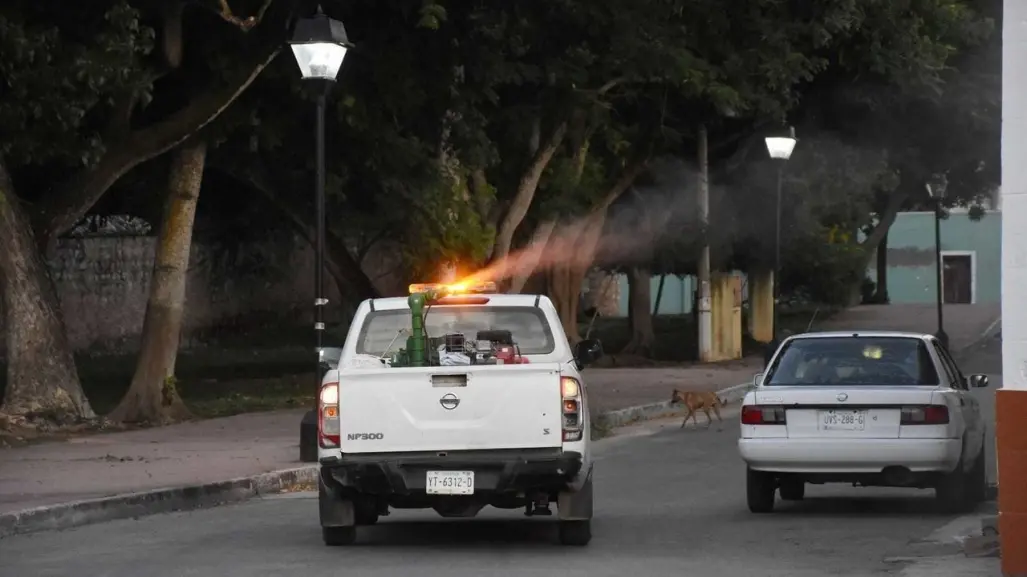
[
  {"left": 747, "top": 467, "right": 776, "bottom": 513},
  {"left": 935, "top": 462, "right": 970, "bottom": 513},
  {"left": 779, "top": 480, "right": 805, "bottom": 501},
  {"left": 322, "top": 526, "right": 356, "bottom": 546},
  {"left": 964, "top": 450, "right": 987, "bottom": 505},
  {"left": 299, "top": 410, "right": 319, "bottom": 463},
  {"left": 558, "top": 520, "right": 592, "bottom": 546}
]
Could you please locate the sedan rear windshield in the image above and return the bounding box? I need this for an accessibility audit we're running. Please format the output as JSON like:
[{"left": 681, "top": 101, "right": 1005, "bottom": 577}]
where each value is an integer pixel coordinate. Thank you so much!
[
  {"left": 356, "top": 306, "right": 556, "bottom": 356},
  {"left": 764, "top": 337, "right": 940, "bottom": 386}
]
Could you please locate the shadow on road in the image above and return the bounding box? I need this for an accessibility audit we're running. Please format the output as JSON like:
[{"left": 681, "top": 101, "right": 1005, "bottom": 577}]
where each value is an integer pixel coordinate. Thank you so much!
[
  {"left": 326, "top": 518, "right": 569, "bottom": 549},
  {"left": 759, "top": 495, "right": 952, "bottom": 518}
]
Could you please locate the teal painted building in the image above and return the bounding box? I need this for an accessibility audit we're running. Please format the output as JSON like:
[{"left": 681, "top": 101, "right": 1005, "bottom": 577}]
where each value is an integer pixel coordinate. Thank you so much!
[{"left": 869, "top": 210, "right": 1001, "bottom": 304}]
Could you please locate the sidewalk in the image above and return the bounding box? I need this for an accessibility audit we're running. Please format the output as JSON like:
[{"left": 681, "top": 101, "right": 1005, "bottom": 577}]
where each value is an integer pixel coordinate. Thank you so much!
[
  {"left": 809, "top": 303, "right": 1000, "bottom": 353},
  {"left": 886, "top": 512, "right": 1002, "bottom": 577},
  {"left": 0, "top": 303, "right": 1000, "bottom": 535}
]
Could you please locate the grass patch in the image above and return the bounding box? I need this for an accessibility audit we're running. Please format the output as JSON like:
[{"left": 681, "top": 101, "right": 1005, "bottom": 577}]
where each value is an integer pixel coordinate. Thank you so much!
[
  {"left": 0, "top": 347, "right": 316, "bottom": 420},
  {"left": 590, "top": 419, "right": 613, "bottom": 441}
]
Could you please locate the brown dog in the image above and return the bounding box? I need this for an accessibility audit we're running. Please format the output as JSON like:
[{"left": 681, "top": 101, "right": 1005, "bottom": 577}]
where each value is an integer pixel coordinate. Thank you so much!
[{"left": 669, "top": 389, "right": 726, "bottom": 430}]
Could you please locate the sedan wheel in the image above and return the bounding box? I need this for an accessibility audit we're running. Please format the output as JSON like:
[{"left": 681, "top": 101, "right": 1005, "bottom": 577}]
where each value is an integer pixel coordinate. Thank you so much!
[
  {"left": 964, "top": 449, "right": 987, "bottom": 504},
  {"left": 935, "top": 462, "right": 970, "bottom": 514},
  {"left": 747, "top": 467, "right": 776, "bottom": 513}
]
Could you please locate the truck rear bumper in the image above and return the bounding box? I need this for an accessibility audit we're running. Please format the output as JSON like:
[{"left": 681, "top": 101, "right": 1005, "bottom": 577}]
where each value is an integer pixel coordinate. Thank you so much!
[{"left": 320, "top": 448, "right": 582, "bottom": 495}]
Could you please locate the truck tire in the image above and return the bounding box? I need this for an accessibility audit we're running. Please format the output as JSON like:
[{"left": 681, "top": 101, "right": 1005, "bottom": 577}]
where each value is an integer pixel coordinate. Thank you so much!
[
  {"left": 558, "top": 520, "right": 592, "bottom": 546},
  {"left": 299, "top": 410, "right": 318, "bottom": 463},
  {"left": 322, "top": 526, "right": 356, "bottom": 546},
  {"left": 935, "top": 461, "right": 970, "bottom": 514},
  {"left": 747, "top": 467, "right": 776, "bottom": 513}
]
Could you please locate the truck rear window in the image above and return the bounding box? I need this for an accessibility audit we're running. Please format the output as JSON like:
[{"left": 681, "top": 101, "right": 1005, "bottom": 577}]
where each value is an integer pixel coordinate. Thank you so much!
[
  {"left": 356, "top": 306, "right": 556, "bottom": 356},
  {"left": 764, "top": 336, "right": 940, "bottom": 386}
]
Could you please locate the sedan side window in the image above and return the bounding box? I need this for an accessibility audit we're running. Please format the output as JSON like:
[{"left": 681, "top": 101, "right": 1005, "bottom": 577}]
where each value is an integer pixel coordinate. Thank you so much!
[
  {"left": 936, "top": 345, "right": 968, "bottom": 389},
  {"left": 930, "top": 340, "right": 960, "bottom": 389}
]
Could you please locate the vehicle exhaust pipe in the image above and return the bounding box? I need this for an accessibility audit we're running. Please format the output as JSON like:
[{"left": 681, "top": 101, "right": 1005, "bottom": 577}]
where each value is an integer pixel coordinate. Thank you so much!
[{"left": 881, "top": 466, "right": 914, "bottom": 486}]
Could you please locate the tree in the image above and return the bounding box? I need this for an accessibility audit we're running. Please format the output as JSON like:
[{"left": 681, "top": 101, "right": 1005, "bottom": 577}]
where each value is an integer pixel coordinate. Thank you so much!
[
  {"left": 796, "top": 0, "right": 998, "bottom": 298},
  {"left": 0, "top": 0, "right": 294, "bottom": 422},
  {"left": 108, "top": 138, "right": 206, "bottom": 423}
]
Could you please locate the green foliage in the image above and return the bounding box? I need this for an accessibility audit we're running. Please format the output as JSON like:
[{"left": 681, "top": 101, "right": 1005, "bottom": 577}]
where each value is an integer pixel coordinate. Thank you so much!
[
  {"left": 782, "top": 227, "right": 868, "bottom": 307},
  {"left": 400, "top": 169, "right": 495, "bottom": 279},
  {"left": 805, "top": 0, "right": 999, "bottom": 211},
  {"left": 0, "top": 1, "right": 154, "bottom": 167}
]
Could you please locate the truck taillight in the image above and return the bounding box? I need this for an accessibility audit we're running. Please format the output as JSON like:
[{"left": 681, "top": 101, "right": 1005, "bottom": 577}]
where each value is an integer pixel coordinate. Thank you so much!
[
  {"left": 900, "top": 405, "right": 949, "bottom": 425},
  {"left": 318, "top": 382, "right": 340, "bottom": 448},
  {"left": 561, "top": 376, "right": 583, "bottom": 442},
  {"left": 740, "top": 405, "right": 787, "bottom": 425}
]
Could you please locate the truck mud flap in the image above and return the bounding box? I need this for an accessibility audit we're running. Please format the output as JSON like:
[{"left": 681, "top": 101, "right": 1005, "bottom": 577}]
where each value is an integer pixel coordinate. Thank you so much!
[
  {"left": 557, "top": 469, "right": 593, "bottom": 521},
  {"left": 319, "top": 477, "right": 355, "bottom": 528}
]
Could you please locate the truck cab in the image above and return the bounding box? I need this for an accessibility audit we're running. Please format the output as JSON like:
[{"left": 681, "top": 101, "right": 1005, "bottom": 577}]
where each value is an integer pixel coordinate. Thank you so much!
[{"left": 315, "top": 282, "right": 602, "bottom": 546}]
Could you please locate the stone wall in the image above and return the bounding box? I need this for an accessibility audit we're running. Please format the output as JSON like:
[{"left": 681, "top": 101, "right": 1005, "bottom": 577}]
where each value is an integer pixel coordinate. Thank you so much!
[{"left": 0, "top": 235, "right": 342, "bottom": 354}]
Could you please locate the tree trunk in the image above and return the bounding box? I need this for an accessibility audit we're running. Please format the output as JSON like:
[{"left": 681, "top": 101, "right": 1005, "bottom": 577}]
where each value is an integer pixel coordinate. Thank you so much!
[
  {"left": 489, "top": 123, "right": 568, "bottom": 263},
  {"left": 543, "top": 159, "right": 649, "bottom": 342},
  {"left": 873, "top": 231, "right": 889, "bottom": 303},
  {"left": 108, "top": 139, "right": 207, "bottom": 424},
  {"left": 546, "top": 264, "right": 584, "bottom": 344},
  {"left": 622, "top": 266, "right": 654, "bottom": 356},
  {"left": 847, "top": 192, "right": 905, "bottom": 306},
  {"left": 508, "top": 220, "right": 557, "bottom": 293},
  {"left": 0, "top": 160, "right": 94, "bottom": 421}
]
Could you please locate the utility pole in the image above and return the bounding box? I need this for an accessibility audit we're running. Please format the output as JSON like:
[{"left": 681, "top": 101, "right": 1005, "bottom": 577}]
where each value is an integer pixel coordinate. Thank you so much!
[{"left": 697, "top": 124, "right": 713, "bottom": 362}]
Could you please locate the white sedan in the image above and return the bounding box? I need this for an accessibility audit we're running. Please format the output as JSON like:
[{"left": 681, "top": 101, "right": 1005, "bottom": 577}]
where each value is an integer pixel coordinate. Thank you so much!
[{"left": 737, "top": 331, "right": 989, "bottom": 514}]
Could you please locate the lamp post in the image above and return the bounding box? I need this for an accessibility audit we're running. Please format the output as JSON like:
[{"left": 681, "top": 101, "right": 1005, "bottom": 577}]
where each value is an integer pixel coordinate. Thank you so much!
[
  {"left": 764, "top": 128, "right": 797, "bottom": 362},
  {"left": 290, "top": 6, "right": 353, "bottom": 463},
  {"left": 926, "top": 176, "right": 949, "bottom": 350}
]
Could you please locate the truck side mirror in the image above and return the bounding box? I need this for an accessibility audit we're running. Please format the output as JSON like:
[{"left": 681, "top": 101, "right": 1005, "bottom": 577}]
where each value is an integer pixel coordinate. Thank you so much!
[{"left": 574, "top": 338, "right": 604, "bottom": 368}]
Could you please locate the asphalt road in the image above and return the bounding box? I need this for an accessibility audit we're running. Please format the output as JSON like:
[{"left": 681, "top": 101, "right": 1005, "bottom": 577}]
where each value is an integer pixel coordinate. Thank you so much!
[{"left": 0, "top": 337, "right": 1001, "bottom": 577}]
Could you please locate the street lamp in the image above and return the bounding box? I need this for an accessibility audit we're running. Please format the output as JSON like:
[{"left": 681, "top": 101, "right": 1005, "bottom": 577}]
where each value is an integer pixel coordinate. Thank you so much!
[
  {"left": 926, "top": 175, "right": 949, "bottom": 350},
  {"left": 764, "top": 127, "right": 797, "bottom": 360},
  {"left": 290, "top": 6, "right": 353, "bottom": 463}
]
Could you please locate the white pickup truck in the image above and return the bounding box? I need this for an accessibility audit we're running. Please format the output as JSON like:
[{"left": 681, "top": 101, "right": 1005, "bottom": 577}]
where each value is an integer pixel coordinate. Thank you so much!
[{"left": 315, "top": 283, "right": 602, "bottom": 547}]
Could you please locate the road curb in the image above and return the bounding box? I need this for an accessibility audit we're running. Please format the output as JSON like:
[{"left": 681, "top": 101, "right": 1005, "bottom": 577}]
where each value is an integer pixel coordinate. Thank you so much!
[
  {"left": 0, "top": 466, "right": 317, "bottom": 540},
  {"left": 594, "top": 382, "right": 752, "bottom": 430}
]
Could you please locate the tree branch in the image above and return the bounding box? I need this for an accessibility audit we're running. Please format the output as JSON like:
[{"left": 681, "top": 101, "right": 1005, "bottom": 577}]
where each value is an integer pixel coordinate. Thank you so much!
[
  {"left": 35, "top": 47, "right": 280, "bottom": 248},
  {"left": 211, "top": 155, "right": 382, "bottom": 301},
  {"left": 490, "top": 121, "right": 569, "bottom": 262},
  {"left": 594, "top": 157, "right": 650, "bottom": 212},
  {"left": 215, "top": 0, "right": 274, "bottom": 31},
  {"left": 860, "top": 190, "right": 907, "bottom": 257}
]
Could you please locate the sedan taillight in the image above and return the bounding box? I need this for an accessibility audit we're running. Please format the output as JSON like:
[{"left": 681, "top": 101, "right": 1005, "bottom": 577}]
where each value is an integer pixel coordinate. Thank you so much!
[
  {"left": 900, "top": 404, "right": 949, "bottom": 425},
  {"left": 741, "top": 405, "right": 787, "bottom": 425}
]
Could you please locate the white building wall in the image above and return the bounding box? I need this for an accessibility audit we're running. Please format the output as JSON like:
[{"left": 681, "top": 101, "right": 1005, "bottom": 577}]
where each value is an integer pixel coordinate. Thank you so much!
[{"left": 1002, "top": 0, "right": 1027, "bottom": 390}]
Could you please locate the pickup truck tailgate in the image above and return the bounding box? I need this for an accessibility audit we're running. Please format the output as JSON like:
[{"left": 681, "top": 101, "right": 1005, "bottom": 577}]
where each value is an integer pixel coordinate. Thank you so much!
[{"left": 337, "top": 363, "right": 565, "bottom": 453}]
